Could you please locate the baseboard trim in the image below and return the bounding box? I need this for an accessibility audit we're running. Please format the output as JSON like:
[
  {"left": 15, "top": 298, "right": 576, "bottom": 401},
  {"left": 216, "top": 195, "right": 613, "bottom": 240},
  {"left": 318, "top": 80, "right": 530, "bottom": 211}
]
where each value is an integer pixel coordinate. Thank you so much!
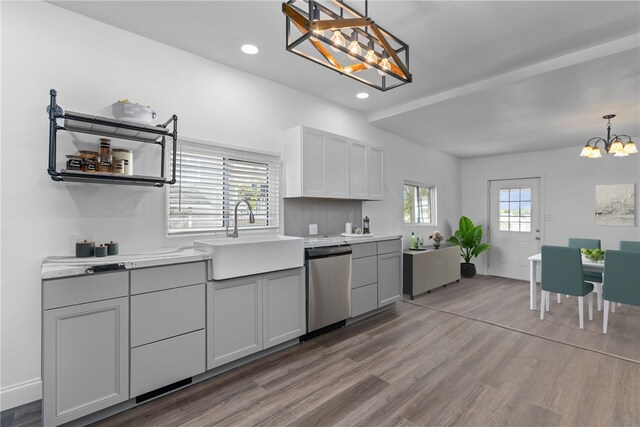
[{"left": 1, "top": 378, "right": 42, "bottom": 411}]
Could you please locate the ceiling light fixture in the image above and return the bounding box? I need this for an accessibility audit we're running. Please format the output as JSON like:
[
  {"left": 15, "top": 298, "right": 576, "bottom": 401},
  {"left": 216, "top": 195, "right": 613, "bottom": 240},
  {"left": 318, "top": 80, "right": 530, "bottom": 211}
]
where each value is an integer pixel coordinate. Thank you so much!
[
  {"left": 241, "top": 44, "right": 259, "bottom": 55},
  {"left": 579, "top": 114, "right": 637, "bottom": 159},
  {"left": 356, "top": 92, "right": 369, "bottom": 99},
  {"left": 282, "top": 0, "right": 411, "bottom": 91}
]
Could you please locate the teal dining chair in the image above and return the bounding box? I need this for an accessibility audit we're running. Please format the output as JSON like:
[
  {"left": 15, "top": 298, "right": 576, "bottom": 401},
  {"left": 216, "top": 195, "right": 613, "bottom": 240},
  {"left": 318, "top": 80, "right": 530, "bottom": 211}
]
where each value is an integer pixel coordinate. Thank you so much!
[
  {"left": 619, "top": 241, "right": 640, "bottom": 253},
  {"left": 568, "top": 238, "right": 604, "bottom": 311},
  {"left": 540, "top": 245, "right": 594, "bottom": 329},
  {"left": 602, "top": 250, "right": 640, "bottom": 333}
]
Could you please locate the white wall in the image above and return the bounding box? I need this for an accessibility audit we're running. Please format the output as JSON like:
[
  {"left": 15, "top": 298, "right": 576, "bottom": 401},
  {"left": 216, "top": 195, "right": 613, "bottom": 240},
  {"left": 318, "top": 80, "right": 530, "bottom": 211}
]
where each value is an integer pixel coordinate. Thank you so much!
[
  {"left": 0, "top": 1, "right": 461, "bottom": 408},
  {"left": 461, "top": 145, "right": 640, "bottom": 274}
]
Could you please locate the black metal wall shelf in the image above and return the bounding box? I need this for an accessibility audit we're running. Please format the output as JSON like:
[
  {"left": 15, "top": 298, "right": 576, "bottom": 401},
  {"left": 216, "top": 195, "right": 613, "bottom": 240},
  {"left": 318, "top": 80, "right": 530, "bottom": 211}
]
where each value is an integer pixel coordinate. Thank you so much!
[{"left": 47, "top": 89, "right": 178, "bottom": 187}]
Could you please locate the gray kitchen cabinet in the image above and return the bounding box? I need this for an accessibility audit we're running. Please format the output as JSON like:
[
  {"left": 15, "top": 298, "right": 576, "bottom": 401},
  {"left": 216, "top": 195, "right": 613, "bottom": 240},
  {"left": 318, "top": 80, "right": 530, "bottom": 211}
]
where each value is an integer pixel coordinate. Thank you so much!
[
  {"left": 130, "top": 330, "right": 205, "bottom": 397},
  {"left": 263, "top": 268, "right": 305, "bottom": 349},
  {"left": 378, "top": 251, "right": 402, "bottom": 307},
  {"left": 207, "top": 275, "right": 263, "bottom": 369},
  {"left": 367, "top": 144, "right": 384, "bottom": 200},
  {"left": 43, "top": 297, "right": 129, "bottom": 426},
  {"left": 350, "top": 238, "right": 402, "bottom": 317}
]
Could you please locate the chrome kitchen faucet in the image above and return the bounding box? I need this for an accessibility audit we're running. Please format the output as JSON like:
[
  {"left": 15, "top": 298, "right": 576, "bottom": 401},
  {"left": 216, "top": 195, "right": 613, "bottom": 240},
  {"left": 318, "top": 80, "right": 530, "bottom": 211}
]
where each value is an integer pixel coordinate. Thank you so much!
[{"left": 227, "top": 198, "right": 255, "bottom": 238}]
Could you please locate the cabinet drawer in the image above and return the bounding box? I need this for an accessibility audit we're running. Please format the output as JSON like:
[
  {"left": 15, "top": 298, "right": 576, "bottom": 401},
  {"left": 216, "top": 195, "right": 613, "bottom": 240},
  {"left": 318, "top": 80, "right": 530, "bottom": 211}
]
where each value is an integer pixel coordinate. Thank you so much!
[
  {"left": 44, "top": 272, "right": 128, "bottom": 310},
  {"left": 131, "top": 262, "right": 205, "bottom": 295},
  {"left": 351, "top": 242, "right": 377, "bottom": 259},
  {"left": 352, "top": 256, "right": 377, "bottom": 289},
  {"left": 130, "top": 330, "right": 205, "bottom": 397},
  {"left": 131, "top": 284, "right": 205, "bottom": 347},
  {"left": 352, "top": 283, "right": 378, "bottom": 317},
  {"left": 377, "top": 239, "right": 401, "bottom": 255}
]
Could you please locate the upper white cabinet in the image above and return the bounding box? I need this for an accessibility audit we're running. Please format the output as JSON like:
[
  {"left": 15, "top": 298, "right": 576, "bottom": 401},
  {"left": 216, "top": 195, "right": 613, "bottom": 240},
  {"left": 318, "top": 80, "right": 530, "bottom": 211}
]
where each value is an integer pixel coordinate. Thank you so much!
[{"left": 283, "top": 126, "right": 383, "bottom": 200}]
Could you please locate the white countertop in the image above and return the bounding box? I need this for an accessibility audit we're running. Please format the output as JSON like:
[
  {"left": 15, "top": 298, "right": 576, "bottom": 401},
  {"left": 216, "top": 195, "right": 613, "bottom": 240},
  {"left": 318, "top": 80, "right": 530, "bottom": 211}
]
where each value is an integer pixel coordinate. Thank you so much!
[
  {"left": 303, "top": 234, "right": 402, "bottom": 248},
  {"left": 42, "top": 246, "right": 212, "bottom": 280}
]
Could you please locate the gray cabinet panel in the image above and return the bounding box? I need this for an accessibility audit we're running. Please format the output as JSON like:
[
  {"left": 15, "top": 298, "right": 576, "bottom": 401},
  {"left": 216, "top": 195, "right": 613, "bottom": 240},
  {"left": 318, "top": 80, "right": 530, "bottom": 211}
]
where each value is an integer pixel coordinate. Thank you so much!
[
  {"left": 263, "top": 268, "right": 305, "bottom": 349},
  {"left": 378, "top": 252, "right": 402, "bottom": 306},
  {"left": 130, "top": 330, "right": 205, "bottom": 397},
  {"left": 43, "top": 297, "right": 129, "bottom": 426},
  {"left": 43, "top": 272, "right": 128, "bottom": 310},
  {"left": 131, "top": 261, "right": 205, "bottom": 295},
  {"left": 352, "top": 283, "right": 378, "bottom": 317},
  {"left": 352, "top": 256, "right": 377, "bottom": 289},
  {"left": 130, "top": 284, "right": 205, "bottom": 347},
  {"left": 377, "top": 238, "right": 402, "bottom": 255},
  {"left": 351, "top": 242, "right": 377, "bottom": 259},
  {"left": 403, "top": 245, "right": 460, "bottom": 298},
  {"left": 207, "top": 275, "right": 263, "bottom": 370}
]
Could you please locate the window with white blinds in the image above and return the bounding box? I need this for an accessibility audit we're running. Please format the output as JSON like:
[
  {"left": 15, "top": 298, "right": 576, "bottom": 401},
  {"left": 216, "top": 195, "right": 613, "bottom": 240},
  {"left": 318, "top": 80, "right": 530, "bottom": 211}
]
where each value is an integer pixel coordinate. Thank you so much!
[{"left": 168, "top": 140, "right": 280, "bottom": 235}]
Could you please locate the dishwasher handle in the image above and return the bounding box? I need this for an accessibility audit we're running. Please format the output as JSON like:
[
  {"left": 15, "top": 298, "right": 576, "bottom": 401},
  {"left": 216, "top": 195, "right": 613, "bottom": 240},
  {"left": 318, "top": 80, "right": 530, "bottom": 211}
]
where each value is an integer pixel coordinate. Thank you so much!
[{"left": 306, "top": 245, "right": 352, "bottom": 259}]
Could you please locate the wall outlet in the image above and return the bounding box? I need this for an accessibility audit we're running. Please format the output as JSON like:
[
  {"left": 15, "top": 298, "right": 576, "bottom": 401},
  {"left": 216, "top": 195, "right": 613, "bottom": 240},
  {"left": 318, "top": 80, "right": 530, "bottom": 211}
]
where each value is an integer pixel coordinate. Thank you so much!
[{"left": 309, "top": 224, "right": 318, "bottom": 235}]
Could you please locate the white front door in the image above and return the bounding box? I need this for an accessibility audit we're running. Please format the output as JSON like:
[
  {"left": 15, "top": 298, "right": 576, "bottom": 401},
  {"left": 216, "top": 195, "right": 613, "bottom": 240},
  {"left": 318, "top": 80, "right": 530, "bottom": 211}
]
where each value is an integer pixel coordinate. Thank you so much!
[{"left": 488, "top": 178, "right": 541, "bottom": 280}]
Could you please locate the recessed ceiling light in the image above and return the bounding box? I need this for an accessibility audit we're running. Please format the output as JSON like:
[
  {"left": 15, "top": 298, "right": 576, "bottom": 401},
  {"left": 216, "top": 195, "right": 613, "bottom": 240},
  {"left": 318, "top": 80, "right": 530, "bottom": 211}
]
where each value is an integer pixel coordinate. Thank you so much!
[
  {"left": 356, "top": 92, "right": 369, "bottom": 99},
  {"left": 241, "top": 44, "right": 259, "bottom": 55}
]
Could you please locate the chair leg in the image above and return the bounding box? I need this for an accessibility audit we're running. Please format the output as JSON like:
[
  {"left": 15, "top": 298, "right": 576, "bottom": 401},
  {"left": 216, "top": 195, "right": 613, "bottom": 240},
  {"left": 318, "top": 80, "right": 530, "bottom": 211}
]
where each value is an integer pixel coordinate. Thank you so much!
[
  {"left": 578, "top": 296, "right": 584, "bottom": 329},
  {"left": 546, "top": 291, "right": 550, "bottom": 311},
  {"left": 540, "top": 290, "right": 546, "bottom": 320},
  {"left": 596, "top": 283, "right": 602, "bottom": 311},
  {"left": 566, "top": 294, "right": 569, "bottom": 298},
  {"left": 603, "top": 300, "right": 610, "bottom": 333},
  {"left": 557, "top": 293, "right": 561, "bottom": 304},
  {"left": 612, "top": 302, "right": 616, "bottom": 313},
  {"left": 588, "top": 292, "right": 593, "bottom": 321}
]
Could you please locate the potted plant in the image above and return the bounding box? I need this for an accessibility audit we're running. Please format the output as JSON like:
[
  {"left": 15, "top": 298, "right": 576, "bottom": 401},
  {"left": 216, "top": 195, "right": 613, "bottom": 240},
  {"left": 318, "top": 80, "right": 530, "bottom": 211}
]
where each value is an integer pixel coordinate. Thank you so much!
[
  {"left": 429, "top": 231, "right": 444, "bottom": 249},
  {"left": 447, "top": 216, "right": 492, "bottom": 278}
]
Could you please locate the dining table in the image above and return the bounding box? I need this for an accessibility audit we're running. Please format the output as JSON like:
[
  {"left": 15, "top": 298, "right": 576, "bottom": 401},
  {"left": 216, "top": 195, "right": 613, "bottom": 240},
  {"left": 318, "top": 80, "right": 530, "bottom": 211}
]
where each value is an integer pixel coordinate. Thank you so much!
[{"left": 528, "top": 253, "right": 605, "bottom": 310}]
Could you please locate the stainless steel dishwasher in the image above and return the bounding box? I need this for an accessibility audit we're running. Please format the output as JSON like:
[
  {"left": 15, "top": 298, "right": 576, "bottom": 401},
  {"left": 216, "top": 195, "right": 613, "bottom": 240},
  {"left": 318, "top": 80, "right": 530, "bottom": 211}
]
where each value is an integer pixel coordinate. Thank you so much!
[{"left": 304, "top": 245, "right": 352, "bottom": 338}]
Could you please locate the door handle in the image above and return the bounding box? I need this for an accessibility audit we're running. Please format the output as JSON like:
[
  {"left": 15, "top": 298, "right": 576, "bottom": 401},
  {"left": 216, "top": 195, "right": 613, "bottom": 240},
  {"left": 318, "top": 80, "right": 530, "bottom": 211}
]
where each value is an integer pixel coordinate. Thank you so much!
[{"left": 535, "top": 237, "right": 541, "bottom": 240}]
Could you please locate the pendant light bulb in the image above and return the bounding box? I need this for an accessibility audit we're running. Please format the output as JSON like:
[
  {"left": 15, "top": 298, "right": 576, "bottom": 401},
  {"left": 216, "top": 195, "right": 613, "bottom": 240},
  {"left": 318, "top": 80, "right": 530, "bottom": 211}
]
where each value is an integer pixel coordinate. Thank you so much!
[
  {"left": 377, "top": 53, "right": 391, "bottom": 76},
  {"left": 330, "top": 31, "right": 346, "bottom": 52},
  {"left": 347, "top": 30, "right": 361, "bottom": 58},
  {"left": 364, "top": 41, "right": 378, "bottom": 69}
]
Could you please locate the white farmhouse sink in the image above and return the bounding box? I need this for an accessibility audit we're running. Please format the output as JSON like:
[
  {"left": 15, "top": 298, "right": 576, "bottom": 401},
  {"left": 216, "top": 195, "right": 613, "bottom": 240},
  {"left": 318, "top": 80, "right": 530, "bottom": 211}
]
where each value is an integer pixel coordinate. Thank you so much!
[{"left": 194, "top": 235, "right": 304, "bottom": 280}]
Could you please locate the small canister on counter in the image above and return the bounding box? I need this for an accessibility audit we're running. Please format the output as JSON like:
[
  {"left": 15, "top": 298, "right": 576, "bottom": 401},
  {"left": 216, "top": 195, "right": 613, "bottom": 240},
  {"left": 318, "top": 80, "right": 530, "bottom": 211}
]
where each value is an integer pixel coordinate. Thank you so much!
[
  {"left": 105, "top": 241, "right": 119, "bottom": 256},
  {"left": 95, "top": 244, "right": 108, "bottom": 257},
  {"left": 99, "top": 138, "right": 111, "bottom": 155},
  {"left": 65, "top": 155, "right": 83, "bottom": 171},
  {"left": 97, "top": 154, "right": 113, "bottom": 173},
  {"left": 79, "top": 151, "right": 98, "bottom": 173},
  {"left": 76, "top": 240, "right": 95, "bottom": 258},
  {"left": 112, "top": 149, "right": 132, "bottom": 175}
]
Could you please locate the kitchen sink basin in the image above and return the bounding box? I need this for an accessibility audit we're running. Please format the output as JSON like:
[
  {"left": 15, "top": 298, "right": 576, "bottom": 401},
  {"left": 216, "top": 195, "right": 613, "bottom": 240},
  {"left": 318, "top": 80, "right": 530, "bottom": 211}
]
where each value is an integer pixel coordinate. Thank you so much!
[{"left": 194, "top": 235, "right": 304, "bottom": 280}]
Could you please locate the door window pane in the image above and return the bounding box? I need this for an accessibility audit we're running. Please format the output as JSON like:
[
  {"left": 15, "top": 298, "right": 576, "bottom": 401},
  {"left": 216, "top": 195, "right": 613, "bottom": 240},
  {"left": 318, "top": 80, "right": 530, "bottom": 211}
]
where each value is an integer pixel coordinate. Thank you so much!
[{"left": 498, "top": 186, "right": 532, "bottom": 233}]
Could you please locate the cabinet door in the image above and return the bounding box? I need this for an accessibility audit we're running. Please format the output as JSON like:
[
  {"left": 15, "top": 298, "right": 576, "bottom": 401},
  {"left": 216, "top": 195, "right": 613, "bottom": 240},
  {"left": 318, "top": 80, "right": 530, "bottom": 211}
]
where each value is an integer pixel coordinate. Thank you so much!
[
  {"left": 302, "top": 128, "right": 326, "bottom": 196},
  {"left": 263, "top": 268, "right": 305, "bottom": 348},
  {"left": 324, "top": 134, "right": 349, "bottom": 198},
  {"left": 43, "top": 297, "right": 129, "bottom": 426},
  {"left": 378, "top": 252, "right": 402, "bottom": 306},
  {"left": 207, "top": 276, "right": 263, "bottom": 370},
  {"left": 367, "top": 145, "right": 384, "bottom": 200},
  {"left": 349, "top": 140, "right": 368, "bottom": 199}
]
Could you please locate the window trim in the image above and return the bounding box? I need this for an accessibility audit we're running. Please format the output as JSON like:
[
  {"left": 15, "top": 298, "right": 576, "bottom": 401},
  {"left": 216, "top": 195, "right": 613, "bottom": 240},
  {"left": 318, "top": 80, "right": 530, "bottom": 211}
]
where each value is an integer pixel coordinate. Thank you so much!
[
  {"left": 165, "top": 137, "right": 281, "bottom": 237},
  {"left": 403, "top": 180, "right": 437, "bottom": 226}
]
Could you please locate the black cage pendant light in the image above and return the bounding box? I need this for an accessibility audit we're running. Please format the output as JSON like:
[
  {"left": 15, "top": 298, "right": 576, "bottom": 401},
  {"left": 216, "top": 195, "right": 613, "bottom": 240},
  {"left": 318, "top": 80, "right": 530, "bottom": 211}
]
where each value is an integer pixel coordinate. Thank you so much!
[{"left": 282, "top": 0, "right": 412, "bottom": 91}]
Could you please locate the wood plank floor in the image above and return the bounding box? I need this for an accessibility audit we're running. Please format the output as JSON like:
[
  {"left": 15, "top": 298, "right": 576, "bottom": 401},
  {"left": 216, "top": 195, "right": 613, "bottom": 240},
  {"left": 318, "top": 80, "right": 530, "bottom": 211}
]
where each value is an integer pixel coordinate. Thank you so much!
[{"left": 4, "top": 276, "right": 639, "bottom": 426}]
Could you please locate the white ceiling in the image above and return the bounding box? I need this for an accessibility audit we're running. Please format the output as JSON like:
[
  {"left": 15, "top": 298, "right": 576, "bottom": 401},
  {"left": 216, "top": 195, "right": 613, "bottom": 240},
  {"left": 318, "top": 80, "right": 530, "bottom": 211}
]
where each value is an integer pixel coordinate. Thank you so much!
[{"left": 51, "top": 1, "right": 640, "bottom": 158}]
